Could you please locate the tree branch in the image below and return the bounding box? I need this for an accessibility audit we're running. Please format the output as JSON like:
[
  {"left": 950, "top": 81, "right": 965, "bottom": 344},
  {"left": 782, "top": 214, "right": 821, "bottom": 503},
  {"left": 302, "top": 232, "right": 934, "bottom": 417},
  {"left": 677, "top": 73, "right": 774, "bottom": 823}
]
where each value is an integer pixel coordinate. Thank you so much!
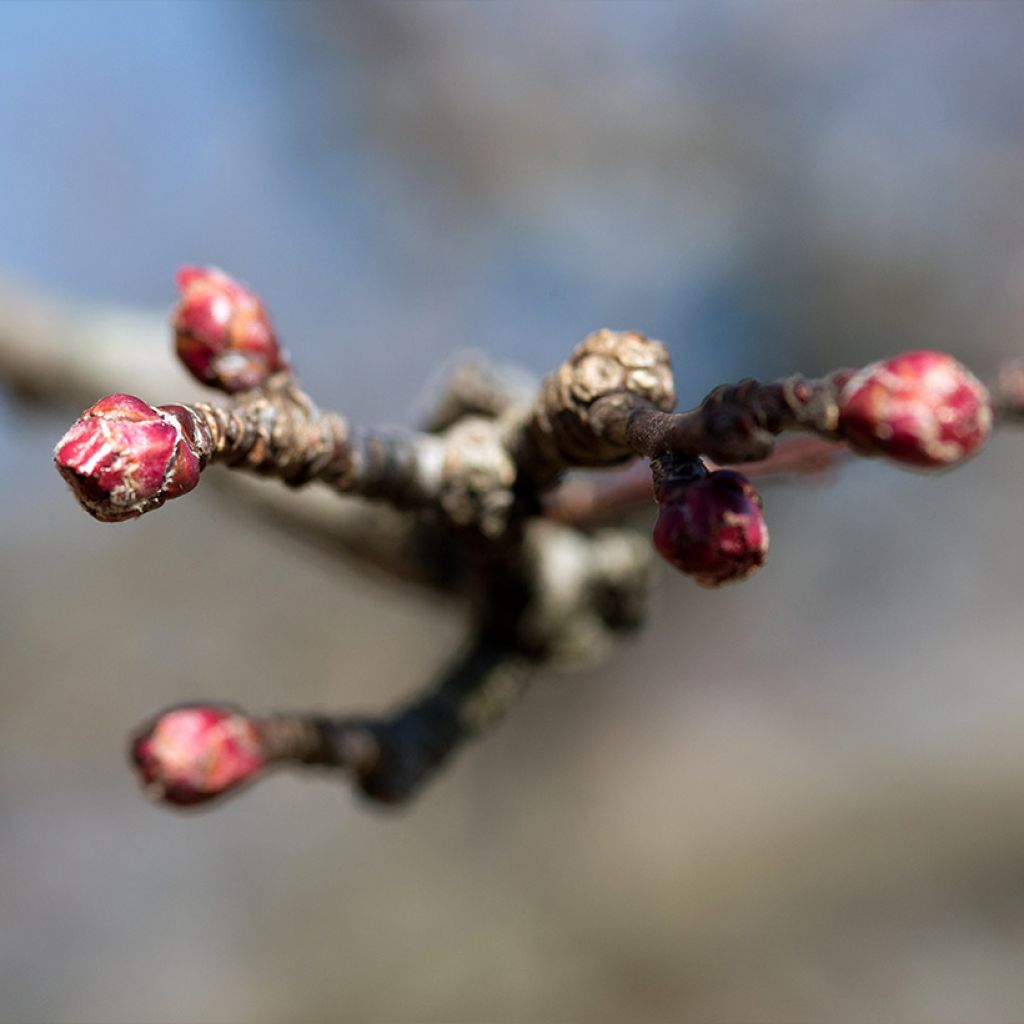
[
  {"left": 11, "top": 267, "right": 1010, "bottom": 810},
  {"left": 544, "top": 435, "right": 846, "bottom": 526},
  {"left": 259, "top": 638, "right": 535, "bottom": 804}
]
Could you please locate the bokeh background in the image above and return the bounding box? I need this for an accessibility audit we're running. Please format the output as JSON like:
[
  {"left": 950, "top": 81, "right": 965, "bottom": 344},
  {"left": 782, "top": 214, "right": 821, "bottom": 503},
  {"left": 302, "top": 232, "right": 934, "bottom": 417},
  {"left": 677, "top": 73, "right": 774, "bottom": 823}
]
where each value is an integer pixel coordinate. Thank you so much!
[{"left": 3, "top": 2, "right": 1024, "bottom": 1021}]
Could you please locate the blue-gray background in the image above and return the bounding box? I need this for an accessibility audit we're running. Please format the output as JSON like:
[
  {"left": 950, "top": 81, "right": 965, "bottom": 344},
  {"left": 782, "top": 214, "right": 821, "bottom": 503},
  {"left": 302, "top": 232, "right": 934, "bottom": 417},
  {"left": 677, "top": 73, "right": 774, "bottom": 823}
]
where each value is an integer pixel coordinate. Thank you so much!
[{"left": 3, "top": 3, "right": 1024, "bottom": 1021}]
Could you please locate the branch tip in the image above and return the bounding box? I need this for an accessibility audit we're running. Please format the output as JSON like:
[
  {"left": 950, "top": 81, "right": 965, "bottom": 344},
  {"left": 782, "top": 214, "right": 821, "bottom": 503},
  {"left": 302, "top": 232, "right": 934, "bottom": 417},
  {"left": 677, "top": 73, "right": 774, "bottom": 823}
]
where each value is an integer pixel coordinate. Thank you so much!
[
  {"left": 54, "top": 394, "right": 206, "bottom": 522},
  {"left": 836, "top": 350, "right": 991, "bottom": 469},
  {"left": 130, "top": 704, "right": 266, "bottom": 808}
]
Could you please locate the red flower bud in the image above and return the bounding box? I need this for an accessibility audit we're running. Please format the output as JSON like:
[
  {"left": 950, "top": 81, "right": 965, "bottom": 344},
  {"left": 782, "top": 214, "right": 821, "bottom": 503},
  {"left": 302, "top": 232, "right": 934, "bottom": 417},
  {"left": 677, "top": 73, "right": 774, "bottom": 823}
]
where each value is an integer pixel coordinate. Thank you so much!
[
  {"left": 173, "top": 266, "right": 285, "bottom": 392},
  {"left": 837, "top": 350, "right": 991, "bottom": 468},
  {"left": 131, "top": 705, "right": 267, "bottom": 807},
  {"left": 653, "top": 469, "right": 768, "bottom": 587},
  {"left": 54, "top": 394, "right": 205, "bottom": 522}
]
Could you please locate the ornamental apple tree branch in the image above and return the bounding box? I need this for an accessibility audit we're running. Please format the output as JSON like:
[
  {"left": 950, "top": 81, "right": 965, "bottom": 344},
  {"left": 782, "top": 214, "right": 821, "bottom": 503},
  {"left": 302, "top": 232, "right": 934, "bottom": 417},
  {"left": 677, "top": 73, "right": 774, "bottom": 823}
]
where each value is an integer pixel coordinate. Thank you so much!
[{"left": 48, "top": 267, "right": 997, "bottom": 809}]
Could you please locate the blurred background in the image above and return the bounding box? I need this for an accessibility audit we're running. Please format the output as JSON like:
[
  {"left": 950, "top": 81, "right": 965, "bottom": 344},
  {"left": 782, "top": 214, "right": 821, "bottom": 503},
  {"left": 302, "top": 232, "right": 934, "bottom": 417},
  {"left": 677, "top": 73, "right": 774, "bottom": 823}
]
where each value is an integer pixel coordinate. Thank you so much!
[{"left": 3, "top": 2, "right": 1024, "bottom": 1020}]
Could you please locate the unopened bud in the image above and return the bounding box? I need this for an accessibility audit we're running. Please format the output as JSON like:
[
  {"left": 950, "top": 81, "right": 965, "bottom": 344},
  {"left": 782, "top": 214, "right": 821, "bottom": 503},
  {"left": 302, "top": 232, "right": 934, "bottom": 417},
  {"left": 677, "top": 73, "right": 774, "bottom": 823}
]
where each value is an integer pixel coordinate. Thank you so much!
[
  {"left": 838, "top": 350, "right": 991, "bottom": 468},
  {"left": 174, "top": 266, "right": 285, "bottom": 392},
  {"left": 652, "top": 468, "right": 768, "bottom": 587},
  {"left": 131, "top": 704, "right": 266, "bottom": 807},
  {"left": 54, "top": 394, "right": 205, "bottom": 522}
]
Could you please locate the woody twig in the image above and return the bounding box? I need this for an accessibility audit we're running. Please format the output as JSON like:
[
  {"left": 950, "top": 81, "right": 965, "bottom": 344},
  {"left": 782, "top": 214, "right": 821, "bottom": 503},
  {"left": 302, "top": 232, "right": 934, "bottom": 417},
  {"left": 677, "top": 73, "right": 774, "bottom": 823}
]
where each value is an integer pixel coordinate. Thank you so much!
[{"left": 30, "top": 266, "right": 1002, "bottom": 807}]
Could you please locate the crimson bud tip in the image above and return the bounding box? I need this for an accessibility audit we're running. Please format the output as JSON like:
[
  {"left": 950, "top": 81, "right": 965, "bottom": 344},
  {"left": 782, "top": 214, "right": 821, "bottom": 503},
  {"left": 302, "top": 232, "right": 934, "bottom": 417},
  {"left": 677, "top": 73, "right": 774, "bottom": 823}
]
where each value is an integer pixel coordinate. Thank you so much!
[{"left": 130, "top": 705, "right": 267, "bottom": 807}]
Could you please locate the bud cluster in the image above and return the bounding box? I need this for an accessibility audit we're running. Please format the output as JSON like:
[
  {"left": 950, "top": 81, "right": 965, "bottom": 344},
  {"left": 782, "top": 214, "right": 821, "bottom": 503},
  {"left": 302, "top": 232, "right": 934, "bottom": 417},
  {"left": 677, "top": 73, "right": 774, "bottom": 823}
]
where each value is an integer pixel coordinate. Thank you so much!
[{"left": 46, "top": 266, "right": 1009, "bottom": 811}]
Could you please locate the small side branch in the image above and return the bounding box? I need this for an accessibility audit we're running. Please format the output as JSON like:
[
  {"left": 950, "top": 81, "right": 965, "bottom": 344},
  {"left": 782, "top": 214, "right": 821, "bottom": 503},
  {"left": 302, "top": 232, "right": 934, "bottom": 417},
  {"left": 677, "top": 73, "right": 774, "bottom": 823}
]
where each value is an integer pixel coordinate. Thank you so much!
[
  {"left": 259, "top": 639, "right": 535, "bottom": 804},
  {"left": 590, "top": 374, "right": 843, "bottom": 465},
  {"left": 190, "top": 374, "right": 445, "bottom": 507},
  {"left": 545, "top": 435, "right": 846, "bottom": 526},
  {"left": 503, "top": 330, "right": 846, "bottom": 488}
]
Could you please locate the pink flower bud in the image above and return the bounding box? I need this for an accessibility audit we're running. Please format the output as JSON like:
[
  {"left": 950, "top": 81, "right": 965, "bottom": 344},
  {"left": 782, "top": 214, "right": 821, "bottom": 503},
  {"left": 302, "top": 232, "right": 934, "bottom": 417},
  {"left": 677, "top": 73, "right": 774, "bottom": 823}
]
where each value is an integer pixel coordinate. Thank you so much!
[
  {"left": 653, "top": 469, "right": 768, "bottom": 587},
  {"left": 173, "top": 266, "right": 285, "bottom": 392},
  {"left": 131, "top": 705, "right": 267, "bottom": 807},
  {"left": 54, "top": 394, "right": 204, "bottom": 522},
  {"left": 837, "top": 350, "right": 991, "bottom": 468}
]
